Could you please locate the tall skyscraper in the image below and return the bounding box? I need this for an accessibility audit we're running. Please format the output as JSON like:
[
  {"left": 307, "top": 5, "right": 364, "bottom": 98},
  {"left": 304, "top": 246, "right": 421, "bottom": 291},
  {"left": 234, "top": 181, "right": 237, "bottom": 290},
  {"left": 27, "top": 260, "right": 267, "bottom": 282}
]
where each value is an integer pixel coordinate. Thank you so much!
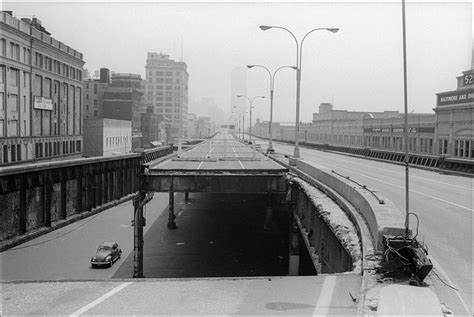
[
  {"left": 230, "top": 66, "right": 247, "bottom": 112},
  {"left": 144, "top": 52, "right": 188, "bottom": 141}
]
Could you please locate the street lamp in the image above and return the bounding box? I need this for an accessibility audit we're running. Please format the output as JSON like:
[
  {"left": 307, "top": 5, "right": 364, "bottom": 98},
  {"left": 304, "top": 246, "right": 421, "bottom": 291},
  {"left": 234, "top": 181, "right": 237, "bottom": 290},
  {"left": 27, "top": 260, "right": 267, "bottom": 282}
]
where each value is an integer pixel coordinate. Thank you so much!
[
  {"left": 259, "top": 25, "right": 339, "bottom": 158},
  {"left": 233, "top": 105, "right": 247, "bottom": 140},
  {"left": 236, "top": 95, "right": 265, "bottom": 143},
  {"left": 247, "top": 64, "right": 297, "bottom": 153}
]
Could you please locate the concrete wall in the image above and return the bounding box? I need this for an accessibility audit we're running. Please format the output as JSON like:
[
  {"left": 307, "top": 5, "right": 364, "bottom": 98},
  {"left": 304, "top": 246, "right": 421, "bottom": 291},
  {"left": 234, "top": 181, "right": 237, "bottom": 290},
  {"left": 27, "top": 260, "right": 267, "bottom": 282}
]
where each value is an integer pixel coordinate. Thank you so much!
[{"left": 294, "top": 159, "right": 407, "bottom": 252}]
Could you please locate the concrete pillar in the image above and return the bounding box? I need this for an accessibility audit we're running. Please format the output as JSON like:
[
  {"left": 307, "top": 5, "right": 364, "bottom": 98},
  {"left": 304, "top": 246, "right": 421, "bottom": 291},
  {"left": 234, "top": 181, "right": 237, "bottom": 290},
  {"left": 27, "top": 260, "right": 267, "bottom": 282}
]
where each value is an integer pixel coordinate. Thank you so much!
[
  {"left": 185, "top": 192, "right": 189, "bottom": 201},
  {"left": 167, "top": 191, "right": 177, "bottom": 229},
  {"left": 133, "top": 192, "right": 145, "bottom": 278}
]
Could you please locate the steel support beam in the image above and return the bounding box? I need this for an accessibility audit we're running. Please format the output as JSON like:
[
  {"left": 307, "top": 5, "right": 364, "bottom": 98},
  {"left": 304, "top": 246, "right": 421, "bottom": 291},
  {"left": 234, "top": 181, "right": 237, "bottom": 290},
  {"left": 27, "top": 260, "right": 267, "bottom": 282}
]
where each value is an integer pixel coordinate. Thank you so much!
[{"left": 133, "top": 191, "right": 145, "bottom": 278}]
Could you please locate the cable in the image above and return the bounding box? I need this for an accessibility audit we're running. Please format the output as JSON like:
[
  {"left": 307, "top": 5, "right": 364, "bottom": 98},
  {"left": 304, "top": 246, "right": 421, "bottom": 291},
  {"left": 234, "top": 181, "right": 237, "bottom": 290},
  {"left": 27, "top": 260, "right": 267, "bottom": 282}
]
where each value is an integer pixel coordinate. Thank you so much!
[{"left": 430, "top": 269, "right": 459, "bottom": 291}]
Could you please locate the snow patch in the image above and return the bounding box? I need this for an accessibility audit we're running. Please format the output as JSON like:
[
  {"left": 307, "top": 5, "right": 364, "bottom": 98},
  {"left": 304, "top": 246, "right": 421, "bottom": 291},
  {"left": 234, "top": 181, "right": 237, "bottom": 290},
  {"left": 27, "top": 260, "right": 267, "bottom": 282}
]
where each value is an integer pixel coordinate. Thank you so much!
[{"left": 290, "top": 176, "right": 362, "bottom": 273}]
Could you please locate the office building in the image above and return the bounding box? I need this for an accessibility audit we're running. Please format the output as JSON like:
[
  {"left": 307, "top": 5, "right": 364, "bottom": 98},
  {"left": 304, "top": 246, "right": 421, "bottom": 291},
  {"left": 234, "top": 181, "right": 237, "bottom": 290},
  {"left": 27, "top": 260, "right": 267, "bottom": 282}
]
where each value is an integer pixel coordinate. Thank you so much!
[{"left": 144, "top": 52, "right": 188, "bottom": 141}]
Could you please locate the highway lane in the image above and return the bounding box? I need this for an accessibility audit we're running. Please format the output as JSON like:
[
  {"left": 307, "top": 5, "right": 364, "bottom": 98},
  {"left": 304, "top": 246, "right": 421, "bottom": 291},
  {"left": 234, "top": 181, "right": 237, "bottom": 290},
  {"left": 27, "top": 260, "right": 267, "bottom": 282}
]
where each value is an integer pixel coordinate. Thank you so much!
[
  {"left": 0, "top": 193, "right": 173, "bottom": 281},
  {"left": 264, "top": 140, "right": 472, "bottom": 316}
]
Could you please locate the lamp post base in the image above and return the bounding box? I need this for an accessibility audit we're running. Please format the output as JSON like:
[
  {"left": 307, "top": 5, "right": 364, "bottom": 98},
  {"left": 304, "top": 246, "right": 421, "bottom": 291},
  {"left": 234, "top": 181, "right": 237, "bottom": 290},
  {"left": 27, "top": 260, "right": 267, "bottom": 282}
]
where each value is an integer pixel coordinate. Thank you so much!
[{"left": 293, "top": 146, "right": 300, "bottom": 159}]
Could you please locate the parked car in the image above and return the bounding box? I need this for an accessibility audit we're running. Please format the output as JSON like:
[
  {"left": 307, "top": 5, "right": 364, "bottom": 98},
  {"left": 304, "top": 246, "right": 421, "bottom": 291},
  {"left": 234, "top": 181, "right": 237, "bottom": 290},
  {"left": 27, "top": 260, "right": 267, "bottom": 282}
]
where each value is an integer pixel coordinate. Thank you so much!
[{"left": 91, "top": 242, "right": 122, "bottom": 268}]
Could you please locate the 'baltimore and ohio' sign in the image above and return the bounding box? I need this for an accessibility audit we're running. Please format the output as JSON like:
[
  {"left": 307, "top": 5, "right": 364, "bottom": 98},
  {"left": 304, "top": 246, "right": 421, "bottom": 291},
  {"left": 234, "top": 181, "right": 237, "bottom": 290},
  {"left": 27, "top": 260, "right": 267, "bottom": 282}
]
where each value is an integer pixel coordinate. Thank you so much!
[{"left": 437, "top": 88, "right": 474, "bottom": 106}]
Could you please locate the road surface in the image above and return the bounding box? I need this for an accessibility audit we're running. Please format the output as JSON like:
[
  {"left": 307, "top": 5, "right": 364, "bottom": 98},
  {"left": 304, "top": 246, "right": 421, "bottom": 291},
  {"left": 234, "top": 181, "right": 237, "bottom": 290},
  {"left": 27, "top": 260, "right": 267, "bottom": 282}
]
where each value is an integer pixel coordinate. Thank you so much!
[{"left": 264, "top": 139, "right": 472, "bottom": 316}]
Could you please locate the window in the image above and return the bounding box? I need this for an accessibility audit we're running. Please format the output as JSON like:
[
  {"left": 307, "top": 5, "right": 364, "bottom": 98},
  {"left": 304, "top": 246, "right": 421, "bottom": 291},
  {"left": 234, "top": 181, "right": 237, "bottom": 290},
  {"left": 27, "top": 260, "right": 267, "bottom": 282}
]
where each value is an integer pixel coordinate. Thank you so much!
[
  {"left": 36, "top": 53, "right": 43, "bottom": 68},
  {"left": 94, "top": 84, "right": 97, "bottom": 94},
  {"left": 0, "top": 66, "right": 4, "bottom": 83},
  {"left": 9, "top": 68, "right": 18, "bottom": 86},
  {"left": 165, "top": 71, "right": 172, "bottom": 76},
  {"left": 11, "top": 145, "right": 16, "bottom": 162},
  {"left": 93, "top": 99, "right": 97, "bottom": 106},
  {"left": 23, "top": 96, "right": 26, "bottom": 112},
  {"left": 156, "top": 71, "right": 164, "bottom": 76},
  {"left": 17, "top": 144, "right": 21, "bottom": 161},
  {"left": 3, "top": 145, "right": 8, "bottom": 163},
  {"left": 0, "top": 39, "right": 5, "bottom": 56}
]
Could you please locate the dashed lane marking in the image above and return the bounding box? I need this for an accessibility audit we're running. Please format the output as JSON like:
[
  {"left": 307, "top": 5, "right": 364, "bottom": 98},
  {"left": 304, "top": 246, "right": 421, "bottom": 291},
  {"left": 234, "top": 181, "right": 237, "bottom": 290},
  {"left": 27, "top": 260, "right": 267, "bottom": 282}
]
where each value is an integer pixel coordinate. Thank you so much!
[
  {"left": 69, "top": 282, "right": 133, "bottom": 316},
  {"left": 312, "top": 275, "right": 337, "bottom": 316}
]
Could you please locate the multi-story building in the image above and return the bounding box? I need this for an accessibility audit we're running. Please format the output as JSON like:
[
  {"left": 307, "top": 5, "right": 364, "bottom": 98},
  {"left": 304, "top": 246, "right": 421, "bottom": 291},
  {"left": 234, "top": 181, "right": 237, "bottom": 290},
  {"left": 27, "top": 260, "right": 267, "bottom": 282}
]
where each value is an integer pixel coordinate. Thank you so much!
[
  {"left": 83, "top": 118, "right": 131, "bottom": 157},
  {"left": 0, "top": 11, "right": 85, "bottom": 165},
  {"left": 196, "top": 116, "right": 213, "bottom": 138},
  {"left": 141, "top": 106, "right": 163, "bottom": 148},
  {"left": 144, "top": 52, "right": 188, "bottom": 141},
  {"left": 102, "top": 73, "right": 144, "bottom": 149},
  {"left": 187, "top": 112, "right": 197, "bottom": 139},
  {"left": 434, "top": 68, "right": 474, "bottom": 158},
  {"left": 83, "top": 68, "right": 110, "bottom": 119}
]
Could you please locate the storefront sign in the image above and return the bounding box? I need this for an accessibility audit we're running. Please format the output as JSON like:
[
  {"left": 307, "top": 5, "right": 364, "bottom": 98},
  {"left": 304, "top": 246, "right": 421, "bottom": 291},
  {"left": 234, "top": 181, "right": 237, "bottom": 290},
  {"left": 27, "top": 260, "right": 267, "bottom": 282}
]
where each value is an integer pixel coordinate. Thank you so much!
[
  {"left": 363, "top": 127, "right": 434, "bottom": 133},
  {"left": 33, "top": 96, "right": 53, "bottom": 110},
  {"left": 437, "top": 88, "right": 474, "bottom": 106},
  {"left": 463, "top": 73, "right": 473, "bottom": 86}
]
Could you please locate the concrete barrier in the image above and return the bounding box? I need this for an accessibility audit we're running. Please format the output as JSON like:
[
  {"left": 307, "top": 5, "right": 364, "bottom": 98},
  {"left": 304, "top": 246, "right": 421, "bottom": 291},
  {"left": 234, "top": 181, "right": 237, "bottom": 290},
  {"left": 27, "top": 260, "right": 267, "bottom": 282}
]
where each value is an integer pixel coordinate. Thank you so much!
[{"left": 294, "top": 159, "right": 408, "bottom": 252}]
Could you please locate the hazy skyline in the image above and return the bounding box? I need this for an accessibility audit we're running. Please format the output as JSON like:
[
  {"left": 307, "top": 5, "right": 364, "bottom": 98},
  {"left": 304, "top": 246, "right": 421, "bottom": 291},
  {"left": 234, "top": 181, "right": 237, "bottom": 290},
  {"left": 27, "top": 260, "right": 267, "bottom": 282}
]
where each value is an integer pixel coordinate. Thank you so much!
[{"left": 4, "top": 1, "right": 471, "bottom": 123}]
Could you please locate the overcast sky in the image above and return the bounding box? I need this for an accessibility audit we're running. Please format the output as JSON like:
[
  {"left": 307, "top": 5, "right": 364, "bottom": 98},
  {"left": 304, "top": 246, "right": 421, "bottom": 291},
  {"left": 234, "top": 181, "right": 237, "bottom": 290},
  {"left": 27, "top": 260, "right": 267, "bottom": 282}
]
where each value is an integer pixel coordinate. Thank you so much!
[{"left": 4, "top": 1, "right": 472, "bottom": 123}]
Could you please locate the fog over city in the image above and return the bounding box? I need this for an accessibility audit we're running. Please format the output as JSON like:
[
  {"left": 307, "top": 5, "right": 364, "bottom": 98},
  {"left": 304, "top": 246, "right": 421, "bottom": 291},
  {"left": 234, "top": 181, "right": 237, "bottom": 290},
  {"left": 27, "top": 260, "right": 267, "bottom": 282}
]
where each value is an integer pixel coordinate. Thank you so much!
[{"left": 4, "top": 1, "right": 471, "bottom": 123}]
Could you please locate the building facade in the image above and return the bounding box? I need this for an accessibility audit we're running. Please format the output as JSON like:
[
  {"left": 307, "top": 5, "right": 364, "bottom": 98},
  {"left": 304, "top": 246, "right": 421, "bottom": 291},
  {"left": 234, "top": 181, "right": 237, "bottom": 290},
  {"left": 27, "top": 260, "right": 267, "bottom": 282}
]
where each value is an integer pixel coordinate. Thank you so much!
[
  {"left": 102, "top": 73, "right": 144, "bottom": 149},
  {"left": 141, "top": 107, "right": 163, "bottom": 148},
  {"left": 83, "top": 118, "right": 131, "bottom": 157},
  {"left": 434, "top": 68, "right": 474, "bottom": 159},
  {"left": 0, "top": 11, "right": 85, "bottom": 165},
  {"left": 83, "top": 68, "right": 110, "bottom": 119},
  {"left": 144, "top": 52, "right": 188, "bottom": 141}
]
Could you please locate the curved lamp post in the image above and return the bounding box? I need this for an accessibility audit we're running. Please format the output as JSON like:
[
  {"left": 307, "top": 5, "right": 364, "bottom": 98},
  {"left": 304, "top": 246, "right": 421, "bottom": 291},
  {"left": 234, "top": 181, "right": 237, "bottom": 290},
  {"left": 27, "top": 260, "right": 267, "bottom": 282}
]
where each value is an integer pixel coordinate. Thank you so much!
[
  {"left": 247, "top": 64, "right": 296, "bottom": 153},
  {"left": 259, "top": 25, "right": 339, "bottom": 158},
  {"left": 236, "top": 95, "right": 265, "bottom": 143}
]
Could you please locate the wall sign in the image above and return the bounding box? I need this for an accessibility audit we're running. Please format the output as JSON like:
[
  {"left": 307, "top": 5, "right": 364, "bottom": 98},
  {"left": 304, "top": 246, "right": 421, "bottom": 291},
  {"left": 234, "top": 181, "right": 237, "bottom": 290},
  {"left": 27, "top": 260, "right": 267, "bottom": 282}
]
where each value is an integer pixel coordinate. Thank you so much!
[
  {"left": 33, "top": 96, "right": 53, "bottom": 110},
  {"left": 437, "top": 88, "right": 474, "bottom": 106}
]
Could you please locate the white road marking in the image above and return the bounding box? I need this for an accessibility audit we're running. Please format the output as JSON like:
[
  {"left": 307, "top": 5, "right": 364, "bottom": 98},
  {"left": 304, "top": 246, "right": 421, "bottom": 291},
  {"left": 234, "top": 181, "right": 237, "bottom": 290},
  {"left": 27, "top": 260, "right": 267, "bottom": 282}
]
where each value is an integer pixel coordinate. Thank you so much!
[
  {"left": 238, "top": 160, "right": 245, "bottom": 169},
  {"left": 69, "top": 282, "right": 132, "bottom": 316},
  {"left": 197, "top": 161, "right": 204, "bottom": 170},
  {"left": 312, "top": 161, "right": 473, "bottom": 212},
  {"left": 306, "top": 150, "right": 472, "bottom": 191},
  {"left": 312, "top": 275, "right": 337, "bottom": 316},
  {"left": 429, "top": 256, "right": 472, "bottom": 315}
]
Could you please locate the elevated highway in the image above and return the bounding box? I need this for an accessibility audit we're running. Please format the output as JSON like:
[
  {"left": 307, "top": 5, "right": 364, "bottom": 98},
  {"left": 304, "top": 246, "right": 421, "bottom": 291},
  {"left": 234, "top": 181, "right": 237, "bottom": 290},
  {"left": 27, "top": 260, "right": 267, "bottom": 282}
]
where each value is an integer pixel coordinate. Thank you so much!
[{"left": 1, "top": 133, "right": 456, "bottom": 315}]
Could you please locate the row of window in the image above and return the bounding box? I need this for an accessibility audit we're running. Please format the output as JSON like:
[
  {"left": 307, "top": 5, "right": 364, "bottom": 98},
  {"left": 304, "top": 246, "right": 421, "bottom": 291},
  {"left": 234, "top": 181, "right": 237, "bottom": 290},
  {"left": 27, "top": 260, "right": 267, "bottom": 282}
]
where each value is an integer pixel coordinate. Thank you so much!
[
  {"left": 106, "top": 135, "right": 129, "bottom": 147},
  {"left": 35, "top": 140, "right": 81, "bottom": 159},
  {"left": 0, "top": 38, "right": 82, "bottom": 81},
  {"left": 1, "top": 140, "right": 81, "bottom": 164},
  {"left": 148, "top": 71, "right": 176, "bottom": 77}
]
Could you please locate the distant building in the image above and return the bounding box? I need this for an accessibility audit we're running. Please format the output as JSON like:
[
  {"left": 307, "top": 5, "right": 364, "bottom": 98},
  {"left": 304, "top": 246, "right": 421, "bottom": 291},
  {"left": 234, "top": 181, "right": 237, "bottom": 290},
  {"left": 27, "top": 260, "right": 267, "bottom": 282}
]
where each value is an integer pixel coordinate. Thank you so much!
[
  {"left": 196, "top": 116, "right": 212, "bottom": 138},
  {"left": 83, "top": 68, "right": 110, "bottom": 119},
  {"left": 312, "top": 103, "right": 400, "bottom": 147},
  {"left": 187, "top": 113, "right": 197, "bottom": 139},
  {"left": 83, "top": 118, "right": 131, "bottom": 157},
  {"left": 0, "top": 11, "right": 85, "bottom": 165},
  {"left": 145, "top": 52, "right": 188, "bottom": 141},
  {"left": 434, "top": 68, "right": 474, "bottom": 158},
  {"left": 102, "top": 73, "right": 144, "bottom": 149},
  {"left": 141, "top": 107, "right": 163, "bottom": 148},
  {"left": 230, "top": 67, "right": 247, "bottom": 113}
]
